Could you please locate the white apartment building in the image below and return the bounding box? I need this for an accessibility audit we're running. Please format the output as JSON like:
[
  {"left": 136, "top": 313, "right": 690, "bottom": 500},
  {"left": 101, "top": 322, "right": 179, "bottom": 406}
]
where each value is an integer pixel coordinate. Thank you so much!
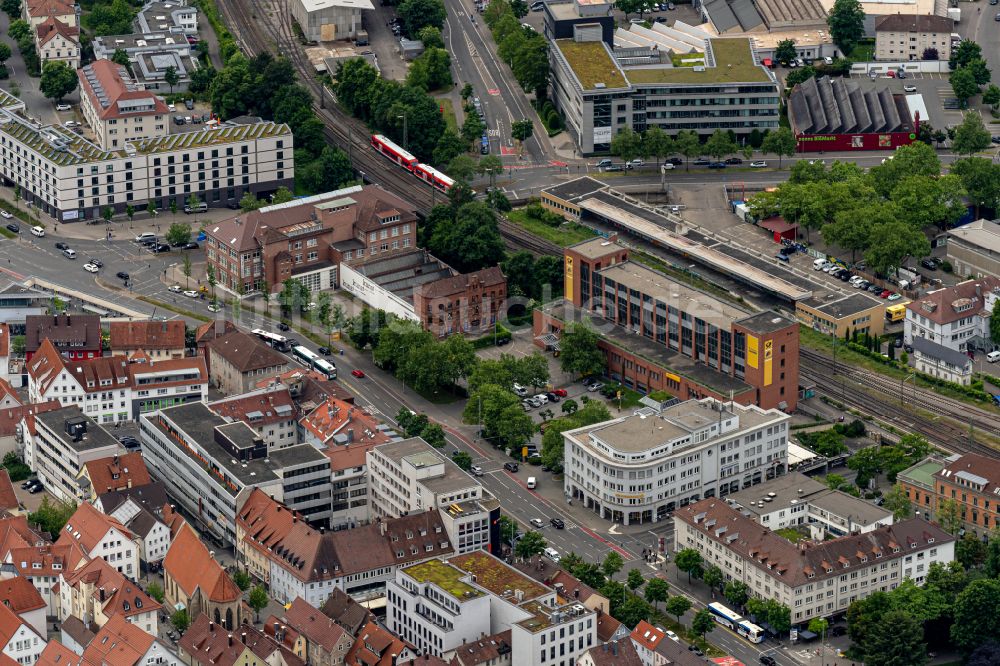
[
  {"left": 563, "top": 398, "right": 790, "bottom": 526},
  {"left": 368, "top": 437, "right": 497, "bottom": 554},
  {"left": 35, "top": 17, "right": 79, "bottom": 69},
  {"left": 59, "top": 502, "right": 141, "bottom": 580},
  {"left": 726, "top": 472, "right": 893, "bottom": 539},
  {"left": 135, "top": 0, "right": 199, "bottom": 34},
  {"left": 386, "top": 553, "right": 596, "bottom": 666},
  {"left": 674, "top": 499, "right": 955, "bottom": 624},
  {"left": 0, "top": 87, "right": 292, "bottom": 222},
  {"left": 107, "top": 496, "right": 173, "bottom": 566},
  {"left": 874, "top": 14, "right": 953, "bottom": 62},
  {"left": 24, "top": 407, "right": 120, "bottom": 503},
  {"left": 904, "top": 277, "right": 1000, "bottom": 353},
  {"left": 79, "top": 60, "right": 169, "bottom": 151},
  {"left": 0, "top": 604, "right": 44, "bottom": 666}
]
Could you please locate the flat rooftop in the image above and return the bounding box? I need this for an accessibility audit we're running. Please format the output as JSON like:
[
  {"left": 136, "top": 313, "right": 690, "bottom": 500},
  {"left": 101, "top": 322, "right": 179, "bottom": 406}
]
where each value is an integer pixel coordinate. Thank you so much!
[
  {"left": 543, "top": 176, "right": 607, "bottom": 203},
  {"left": 568, "top": 236, "right": 623, "bottom": 260},
  {"left": 448, "top": 552, "right": 550, "bottom": 602},
  {"left": 727, "top": 471, "right": 828, "bottom": 514},
  {"left": 375, "top": 437, "right": 481, "bottom": 495},
  {"left": 899, "top": 457, "right": 946, "bottom": 489},
  {"left": 149, "top": 403, "right": 278, "bottom": 493},
  {"left": 542, "top": 300, "right": 753, "bottom": 396},
  {"left": 403, "top": 560, "right": 484, "bottom": 601},
  {"left": 555, "top": 40, "right": 628, "bottom": 91},
  {"left": 800, "top": 292, "right": 885, "bottom": 318},
  {"left": 624, "top": 38, "right": 772, "bottom": 85},
  {"left": 737, "top": 310, "right": 798, "bottom": 335},
  {"left": 599, "top": 261, "right": 750, "bottom": 325},
  {"left": 35, "top": 409, "right": 119, "bottom": 452},
  {"left": 809, "top": 490, "right": 893, "bottom": 525}
]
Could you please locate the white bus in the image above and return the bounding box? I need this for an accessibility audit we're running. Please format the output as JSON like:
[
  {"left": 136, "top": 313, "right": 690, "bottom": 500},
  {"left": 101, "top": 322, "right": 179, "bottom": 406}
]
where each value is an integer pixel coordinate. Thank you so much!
[
  {"left": 314, "top": 358, "right": 337, "bottom": 380},
  {"left": 737, "top": 620, "right": 765, "bottom": 644},
  {"left": 707, "top": 603, "right": 764, "bottom": 644},
  {"left": 251, "top": 328, "right": 291, "bottom": 352},
  {"left": 292, "top": 345, "right": 319, "bottom": 366}
]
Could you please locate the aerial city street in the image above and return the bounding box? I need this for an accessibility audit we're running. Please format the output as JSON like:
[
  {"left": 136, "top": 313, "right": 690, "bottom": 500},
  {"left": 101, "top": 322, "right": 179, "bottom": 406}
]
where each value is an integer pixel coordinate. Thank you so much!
[{"left": 0, "top": 0, "right": 996, "bottom": 664}]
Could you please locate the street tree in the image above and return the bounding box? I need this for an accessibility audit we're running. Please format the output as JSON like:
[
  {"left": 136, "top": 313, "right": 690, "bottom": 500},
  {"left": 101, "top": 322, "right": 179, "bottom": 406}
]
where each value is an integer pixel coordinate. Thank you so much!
[
  {"left": 691, "top": 609, "right": 715, "bottom": 639},
  {"left": 447, "top": 155, "right": 477, "bottom": 183},
  {"left": 863, "top": 220, "right": 930, "bottom": 278},
  {"left": 164, "top": 66, "right": 179, "bottom": 94},
  {"left": 171, "top": 609, "right": 190, "bottom": 634},
  {"left": 614, "top": 0, "right": 643, "bottom": 19},
  {"left": 702, "top": 565, "right": 724, "bottom": 594},
  {"left": 125, "top": 204, "right": 135, "bottom": 227},
  {"left": 248, "top": 586, "right": 268, "bottom": 622},
  {"left": 665, "top": 594, "right": 692, "bottom": 624},
  {"left": 40, "top": 61, "right": 77, "bottom": 103},
  {"left": 950, "top": 39, "right": 983, "bottom": 70},
  {"left": 674, "top": 548, "right": 703, "bottom": 584},
  {"left": 398, "top": 0, "right": 446, "bottom": 36},
  {"left": 890, "top": 174, "right": 966, "bottom": 231},
  {"left": 611, "top": 128, "right": 642, "bottom": 163},
  {"left": 407, "top": 47, "right": 452, "bottom": 91},
  {"left": 464, "top": 384, "right": 534, "bottom": 448},
  {"left": 558, "top": 322, "right": 606, "bottom": 378},
  {"left": 560, "top": 399, "right": 578, "bottom": 414},
  {"left": 418, "top": 25, "right": 444, "bottom": 49},
  {"left": 760, "top": 127, "right": 796, "bottom": 167},
  {"left": 644, "top": 578, "right": 669, "bottom": 610},
  {"left": 674, "top": 129, "right": 701, "bottom": 171},
  {"left": 643, "top": 126, "right": 672, "bottom": 168},
  {"left": 950, "top": 67, "right": 979, "bottom": 109},
  {"left": 827, "top": 0, "right": 865, "bottom": 55},
  {"left": 865, "top": 610, "right": 927, "bottom": 666},
  {"left": 147, "top": 581, "right": 165, "bottom": 602},
  {"left": 452, "top": 450, "right": 472, "bottom": 471},
  {"left": 952, "top": 110, "right": 992, "bottom": 155},
  {"left": 0, "top": 0, "right": 19, "bottom": 18},
  {"left": 514, "top": 530, "right": 547, "bottom": 559},
  {"left": 966, "top": 58, "right": 992, "bottom": 86},
  {"left": 952, "top": 157, "right": 1000, "bottom": 217},
  {"left": 764, "top": 600, "right": 791, "bottom": 635},
  {"left": 724, "top": 580, "right": 750, "bottom": 607},
  {"left": 626, "top": 568, "right": 645, "bottom": 591},
  {"left": 983, "top": 83, "right": 1000, "bottom": 112},
  {"left": 232, "top": 570, "right": 251, "bottom": 591},
  {"left": 868, "top": 140, "right": 940, "bottom": 196},
  {"left": 182, "top": 253, "right": 192, "bottom": 289},
  {"left": 704, "top": 129, "right": 736, "bottom": 160},
  {"left": 775, "top": 39, "right": 797, "bottom": 64},
  {"left": 956, "top": 533, "right": 989, "bottom": 570},
  {"left": 937, "top": 497, "right": 963, "bottom": 535},
  {"left": 618, "top": 596, "right": 652, "bottom": 628},
  {"left": 882, "top": 484, "right": 913, "bottom": 520},
  {"left": 7, "top": 20, "right": 29, "bottom": 42},
  {"left": 477, "top": 154, "right": 504, "bottom": 188},
  {"left": 461, "top": 112, "right": 487, "bottom": 143},
  {"left": 512, "top": 119, "right": 534, "bottom": 147},
  {"left": 807, "top": 618, "right": 829, "bottom": 640},
  {"left": 165, "top": 223, "right": 191, "bottom": 247},
  {"left": 602, "top": 551, "right": 624, "bottom": 578}
]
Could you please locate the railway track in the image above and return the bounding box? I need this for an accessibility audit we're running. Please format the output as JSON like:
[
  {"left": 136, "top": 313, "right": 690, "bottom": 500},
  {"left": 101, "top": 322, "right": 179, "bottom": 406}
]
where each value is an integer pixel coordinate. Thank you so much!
[
  {"left": 800, "top": 348, "right": 999, "bottom": 456},
  {"left": 217, "top": 0, "right": 556, "bottom": 256}
]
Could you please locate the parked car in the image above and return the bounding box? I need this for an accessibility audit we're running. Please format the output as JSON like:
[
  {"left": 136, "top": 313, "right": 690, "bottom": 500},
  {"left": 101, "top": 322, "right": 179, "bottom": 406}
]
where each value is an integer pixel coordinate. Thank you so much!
[
  {"left": 55, "top": 104, "right": 71, "bottom": 111},
  {"left": 760, "top": 656, "right": 777, "bottom": 666},
  {"left": 521, "top": 400, "right": 534, "bottom": 411},
  {"left": 20, "top": 479, "right": 36, "bottom": 489},
  {"left": 920, "top": 257, "right": 939, "bottom": 270},
  {"left": 207, "top": 303, "right": 221, "bottom": 312},
  {"left": 504, "top": 462, "right": 519, "bottom": 472},
  {"left": 552, "top": 388, "right": 568, "bottom": 397},
  {"left": 692, "top": 158, "right": 710, "bottom": 165},
  {"left": 707, "top": 162, "right": 727, "bottom": 169},
  {"left": 183, "top": 242, "right": 199, "bottom": 250},
  {"left": 184, "top": 99, "right": 195, "bottom": 110},
  {"left": 724, "top": 157, "right": 743, "bottom": 164},
  {"left": 277, "top": 322, "right": 290, "bottom": 331},
  {"left": 666, "top": 157, "right": 683, "bottom": 165},
  {"left": 904, "top": 85, "right": 917, "bottom": 92},
  {"left": 776, "top": 252, "right": 789, "bottom": 262},
  {"left": 587, "top": 382, "right": 605, "bottom": 392},
  {"left": 5, "top": 223, "right": 18, "bottom": 233},
  {"left": 888, "top": 293, "right": 902, "bottom": 301},
  {"left": 116, "top": 271, "right": 129, "bottom": 280},
  {"left": 545, "top": 392, "right": 560, "bottom": 403},
  {"left": 627, "top": 158, "right": 644, "bottom": 168},
  {"left": 318, "top": 346, "right": 331, "bottom": 355},
  {"left": 750, "top": 161, "right": 767, "bottom": 168}
]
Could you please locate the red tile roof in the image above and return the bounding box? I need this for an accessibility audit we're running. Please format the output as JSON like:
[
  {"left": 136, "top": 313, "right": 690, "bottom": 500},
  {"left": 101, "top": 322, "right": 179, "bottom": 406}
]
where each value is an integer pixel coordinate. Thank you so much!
[
  {"left": 25, "top": 0, "right": 74, "bottom": 18},
  {"left": 447, "top": 630, "right": 511, "bottom": 666},
  {"left": 0, "top": 516, "right": 46, "bottom": 558},
  {"left": 345, "top": 621, "right": 411, "bottom": 666},
  {"left": 83, "top": 453, "right": 152, "bottom": 496},
  {"left": 25, "top": 314, "right": 102, "bottom": 354},
  {"left": 584, "top": 638, "right": 643, "bottom": 666},
  {"left": 0, "top": 470, "right": 17, "bottom": 512},
  {"left": 109, "top": 320, "right": 185, "bottom": 353},
  {"left": 595, "top": 610, "right": 623, "bottom": 643},
  {"left": 414, "top": 266, "right": 506, "bottom": 301},
  {"left": 78, "top": 60, "right": 169, "bottom": 121},
  {"left": 37, "top": 639, "right": 80, "bottom": 666},
  {"left": 208, "top": 331, "right": 289, "bottom": 373},
  {"left": 81, "top": 614, "right": 155, "bottom": 666},
  {"left": 58, "top": 502, "right": 134, "bottom": 554},
  {"left": 0, "top": 378, "right": 21, "bottom": 407},
  {"left": 209, "top": 386, "right": 299, "bottom": 428},
  {"left": 10, "top": 542, "right": 87, "bottom": 579},
  {"left": 0, "top": 576, "right": 46, "bottom": 615},
  {"left": 935, "top": 452, "right": 1000, "bottom": 494},
  {"left": 906, "top": 277, "right": 1000, "bottom": 326},
  {"left": 61, "top": 558, "right": 161, "bottom": 619},
  {"left": 0, "top": 602, "right": 33, "bottom": 648},
  {"left": 300, "top": 398, "right": 389, "bottom": 449},
  {"left": 35, "top": 16, "right": 78, "bottom": 46},
  {"left": 26, "top": 339, "right": 67, "bottom": 396},
  {"left": 180, "top": 613, "right": 304, "bottom": 666},
  {"left": 163, "top": 525, "right": 241, "bottom": 604},
  {"left": 630, "top": 620, "right": 665, "bottom": 651},
  {"left": 194, "top": 320, "right": 237, "bottom": 348},
  {"left": 280, "top": 597, "right": 348, "bottom": 653}
]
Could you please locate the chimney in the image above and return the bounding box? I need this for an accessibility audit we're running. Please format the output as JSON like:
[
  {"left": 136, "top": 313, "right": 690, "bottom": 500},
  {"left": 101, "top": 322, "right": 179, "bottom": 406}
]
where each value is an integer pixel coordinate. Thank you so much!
[
  {"left": 209, "top": 621, "right": 214, "bottom": 632},
  {"left": 53, "top": 315, "right": 57, "bottom": 326},
  {"left": 241, "top": 633, "right": 247, "bottom": 645},
  {"left": 379, "top": 520, "right": 386, "bottom": 537},
  {"left": 228, "top": 635, "right": 233, "bottom": 647},
  {"left": 127, "top": 479, "right": 132, "bottom": 489},
  {"left": 273, "top": 622, "right": 279, "bottom": 637},
  {"left": 99, "top": 587, "right": 105, "bottom": 602},
  {"left": 114, "top": 454, "right": 118, "bottom": 464}
]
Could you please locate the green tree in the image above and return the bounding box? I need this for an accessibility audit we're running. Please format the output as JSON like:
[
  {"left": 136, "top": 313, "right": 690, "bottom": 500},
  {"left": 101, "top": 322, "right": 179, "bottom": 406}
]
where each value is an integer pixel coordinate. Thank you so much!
[
  {"left": 937, "top": 497, "right": 962, "bottom": 535},
  {"left": 983, "top": 83, "right": 1000, "bottom": 111},
  {"left": 461, "top": 83, "right": 474, "bottom": 100},
  {"left": 514, "top": 530, "right": 547, "bottom": 559},
  {"left": 560, "top": 399, "right": 578, "bottom": 415},
  {"left": 452, "top": 450, "right": 473, "bottom": 471},
  {"left": 171, "top": 609, "right": 190, "bottom": 634},
  {"left": 461, "top": 112, "right": 487, "bottom": 144},
  {"left": 614, "top": 0, "right": 643, "bottom": 18},
  {"left": 956, "top": 533, "right": 988, "bottom": 570},
  {"left": 674, "top": 548, "right": 703, "bottom": 584},
  {"left": 642, "top": 126, "right": 672, "bottom": 168},
  {"left": 827, "top": 0, "right": 865, "bottom": 55},
  {"left": 952, "top": 110, "right": 992, "bottom": 155},
  {"left": 0, "top": 0, "right": 19, "bottom": 18},
  {"left": 644, "top": 578, "right": 669, "bottom": 610},
  {"left": 808, "top": 617, "right": 829, "bottom": 640},
  {"left": 7, "top": 19, "right": 30, "bottom": 41},
  {"left": 775, "top": 39, "right": 797, "bottom": 64},
  {"left": 147, "top": 201, "right": 157, "bottom": 218},
  {"left": 611, "top": 128, "right": 642, "bottom": 163},
  {"left": 764, "top": 600, "right": 791, "bottom": 635},
  {"left": 966, "top": 58, "right": 992, "bottom": 86},
  {"left": 181, "top": 253, "right": 192, "bottom": 289},
  {"left": 952, "top": 157, "right": 1000, "bottom": 217},
  {"left": 232, "top": 570, "right": 251, "bottom": 591},
  {"left": 165, "top": 222, "right": 192, "bottom": 246},
  {"left": 407, "top": 47, "right": 452, "bottom": 91},
  {"left": 418, "top": 25, "right": 444, "bottom": 49},
  {"left": 28, "top": 496, "right": 76, "bottom": 535},
  {"left": 950, "top": 39, "right": 983, "bottom": 70},
  {"left": 869, "top": 140, "right": 941, "bottom": 196},
  {"left": 702, "top": 565, "right": 724, "bottom": 593},
  {"left": 146, "top": 581, "right": 165, "bottom": 602},
  {"left": 704, "top": 129, "right": 737, "bottom": 160},
  {"left": 618, "top": 595, "right": 652, "bottom": 628},
  {"left": 950, "top": 67, "right": 980, "bottom": 109},
  {"left": 240, "top": 192, "right": 263, "bottom": 211},
  {"left": 691, "top": 608, "right": 715, "bottom": 639},
  {"left": 626, "top": 568, "right": 645, "bottom": 591},
  {"left": 761, "top": 127, "right": 796, "bottom": 168},
  {"left": 248, "top": 586, "right": 268, "bottom": 621},
  {"left": 110, "top": 48, "right": 129, "bottom": 67},
  {"left": 464, "top": 384, "right": 534, "bottom": 448},
  {"left": 432, "top": 130, "right": 467, "bottom": 169},
  {"left": 724, "top": 580, "right": 750, "bottom": 607},
  {"left": 860, "top": 610, "right": 925, "bottom": 666},
  {"left": 785, "top": 65, "right": 818, "bottom": 88},
  {"left": 477, "top": 154, "right": 504, "bottom": 188},
  {"left": 398, "top": 0, "right": 446, "bottom": 36},
  {"left": 863, "top": 220, "right": 930, "bottom": 278},
  {"left": 882, "top": 484, "right": 913, "bottom": 520},
  {"left": 39, "top": 61, "right": 78, "bottom": 102},
  {"left": 297, "top": 147, "right": 355, "bottom": 194},
  {"left": 951, "top": 579, "right": 1000, "bottom": 652},
  {"left": 271, "top": 187, "right": 294, "bottom": 205},
  {"left": 512, "top": 119, "right": 534, "bottom": 146},
  {"left": 447, "top": 155, "right": 477, "bottom": 183},
  {"left": 164, "top": 65, "right": 179, "bottom": 94},
  {"left": 665, "top": 594, "right": 692, "bottom": 624},
  {"left": 559, "top": 322, "right": 606, "bottom": 378},
  {"left": 602, "top": 551, "right": 624, "bottom": 578},
  {"left": 427, "top": 202, "right": 505, "bottom": 273},
  {"left": 674, "top": 129, "right": 701, "bottom": 171}
]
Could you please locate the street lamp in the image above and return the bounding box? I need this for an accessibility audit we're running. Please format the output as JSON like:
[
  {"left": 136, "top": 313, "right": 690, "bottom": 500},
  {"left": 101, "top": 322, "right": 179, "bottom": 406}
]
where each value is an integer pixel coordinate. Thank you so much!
[{"left": 397, "top": 114, "right": 408, "bottom": 151}]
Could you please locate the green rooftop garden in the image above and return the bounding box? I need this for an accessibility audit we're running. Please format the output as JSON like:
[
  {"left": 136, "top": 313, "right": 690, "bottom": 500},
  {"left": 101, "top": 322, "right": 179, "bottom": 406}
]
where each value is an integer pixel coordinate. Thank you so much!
[
  {"left": 404, "top": 560, "right": 484, "bottom": 600},
  {"left": 625, "top": 38, "right": 772, "bottom": 85},
  {"left": 556, "top": 40, "right": 628, "bottom": 91}
]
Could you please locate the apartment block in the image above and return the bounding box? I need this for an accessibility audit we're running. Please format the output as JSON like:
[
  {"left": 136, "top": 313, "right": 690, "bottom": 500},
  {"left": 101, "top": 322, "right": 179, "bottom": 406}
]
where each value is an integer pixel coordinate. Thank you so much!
[
  {"left": 209, "top": 385, "right": 300, "bottom": 451},
  {"left": 24, "top": 407, "right": 119, "bottom": 503},
  {"left": 79, "top": 60, "right": 169, "bottom": 151},
  {"left": 108, "top": 320, "right": 186, "bottom": 359},
  {"left": 539, "top": 239, "right": 800, "bottom": 411},
  {"left": 904, "top": 277, "right": 1000, "bottom": 353},
  {"left": 56, "top": 557, "right": 160, "bottom": 632},
  {"left": 205, "top": 331, "right": 290, "bottom": 395},
  {"left": 673, "top": 499, "right": 954, "bottom": 624},
  {"left": 898, "top": 453, "right": 1000, "bottom": 539},
  {"left": 0, "top": 87, "right": 292, "bottom": 222},
  {"left": 367, "top": 437, "right": 499, "bottom": 554},
  {"left": 874, "top": 14, "right": 953, "bottom": 62},
  {"left": 563, "top": 397, "right": 789, "bottom": 525}
]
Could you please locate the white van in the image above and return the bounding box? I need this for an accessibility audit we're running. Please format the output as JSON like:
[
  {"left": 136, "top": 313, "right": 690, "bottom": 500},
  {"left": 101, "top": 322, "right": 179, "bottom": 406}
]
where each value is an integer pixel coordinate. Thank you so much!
[
  {"left": 543, "top": 547, "right": 561, "bottom": 563},
  {"left": 184, "top": 202, "right": 208, "bottom": 214},
  {"left": 988, "top": 351, "right": 1000, "bottom": 363},
  {"left": 135, "top": 232, "right": 156, "bottom": 243},
  {"left": 813, "top": 258, "right": 827, "bottom": 270},
  {"left": 526, "top": 476, "right": 537, "bottom": 489},
  {"left": 62, "top": 248, "right": 76, "bottom": 259},
  {"left": 30, "top": 226, "right": 44, "bottom": 237}
]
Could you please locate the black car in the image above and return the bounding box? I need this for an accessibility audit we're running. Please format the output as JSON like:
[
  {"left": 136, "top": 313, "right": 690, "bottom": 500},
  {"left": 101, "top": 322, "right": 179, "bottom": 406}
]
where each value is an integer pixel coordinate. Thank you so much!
[
  {"left": 503, "top": 462, "right": 519, "bottom": 472},
  {"left": 838, "top": 271, "right": 852, "bottom": 281},
  {"left": 318, "top": 346, "right": 331, "bottom": 355},
  {"left": 692, "top": 158, "right": 710, "bottom": 165},
  {"left": 287, "top": 339, "right": 300, "bottom": 347},
  {"left": 88, "top": 258, "right": 103, "bottom": 268},
  {"left": 141, "top": 237, "right": 158, "bottom": 246},
  {"left": 55, "top": 241, "right": 68, "bottom": 251},
  {"left": 830, "top": 625, "right": 847, "bottom": 637},
  {"left": 550, "top": 517, "right": 565, "bottom": 529},
  {"left": 5, "top": 223, "right": 18, "bottom": 233},
  {"left": 724, "top": 157, "right": 743, "bottom": 164},
  {"left": 277, "top": 322, "right": 290, "bottom": 331},
  {"left": 666, "top": 157, "right": 683, "bottom": 165},
  {"left": 183, "top": 242, "right": 199, "bottom": 250},
  {"left": 20, "top": 479, "right": 36, "bottom": 489},
  {"left": 545, "top": 392, "right": 560, "bottom": 403},
  {"left": 920, "top": 257, "right": 938, "bottom": 270},
  {"left": 152, "top": 243, "right": 170, "bottom": 253},
  {"left": 688, "top": 646, "right": 704, "bottom": 656},
  {"left": 116, "top": 271, "right": 130, "bottom": 280},
  {"left": 707, "top": 162, "right": 727, "bottom": 169},
  {"left": 993, "top": 136, "right": 1000, "bottom": 144},
  {"left": 760, "top": 656, "right": 777, "bottom": 666},
  {"left": 227, "top": 201, "right": 240, "bottom": 210}
]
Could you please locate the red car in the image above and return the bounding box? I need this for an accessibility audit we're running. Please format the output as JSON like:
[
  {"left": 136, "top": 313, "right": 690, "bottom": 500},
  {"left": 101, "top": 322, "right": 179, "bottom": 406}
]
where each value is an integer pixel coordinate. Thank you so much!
[
  {"left": 351, "top": 369, "right": 365, "bottom": 378},
  {"left": 552, "top": 388, "right": 568, "bottom": 397},
  {"left": 880, "top": 290, "right": 891, "bottom": 298}
]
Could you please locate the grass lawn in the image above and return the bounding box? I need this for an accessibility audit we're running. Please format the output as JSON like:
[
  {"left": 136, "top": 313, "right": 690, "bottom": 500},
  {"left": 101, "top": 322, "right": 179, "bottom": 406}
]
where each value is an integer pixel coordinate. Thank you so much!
[
  {"left": 505, "top": 209, "right": 598, "bottom": 247},
  {"left": 437, "top": 97, "right": 459, "bottom": 133},
  {"left": 775, "top": 527, "right": 806, "bottom": 542},
  {"left": 602, "top": 383, "right": 644, "bottom": 410},
  {"left": 846, "top": 39, "right": 875, "bottom": 62}
]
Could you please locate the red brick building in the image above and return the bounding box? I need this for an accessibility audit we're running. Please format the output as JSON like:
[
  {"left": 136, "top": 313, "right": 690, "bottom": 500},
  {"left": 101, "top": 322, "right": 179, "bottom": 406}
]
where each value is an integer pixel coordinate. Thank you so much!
[
  {"left": 535, "top": 238, "right": 800, "bottom": 411},
  {"left": 412, "top": 267, "right": 507, "bottom": 337},
  {"left": 203, "top": 186, "right": 419, "bottom": 296}
]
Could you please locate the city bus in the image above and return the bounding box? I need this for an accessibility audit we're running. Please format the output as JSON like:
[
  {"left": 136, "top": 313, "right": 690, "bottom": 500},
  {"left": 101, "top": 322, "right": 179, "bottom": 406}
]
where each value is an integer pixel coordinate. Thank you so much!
[
  {"left": 314, "top": 358, "right": 338, "bottom": 380},
  {"left": 707, "top": 603, "right": 764, "bottom": 643},
  {"left": 292, "top": 345, "right": 320, "bottom": 367},
  {"left": 251, "top": 328, "right": 291, "bottom": 352}
]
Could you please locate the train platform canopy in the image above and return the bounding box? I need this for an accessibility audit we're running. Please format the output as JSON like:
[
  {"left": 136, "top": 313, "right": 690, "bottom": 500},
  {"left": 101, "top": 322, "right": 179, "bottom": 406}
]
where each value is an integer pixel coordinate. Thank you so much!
[
  {"left": 576, "top": 196, "right": 813, "bottom": 302},
  {"left": 789, "top": 76, "right": 914, "bottom": 135}
]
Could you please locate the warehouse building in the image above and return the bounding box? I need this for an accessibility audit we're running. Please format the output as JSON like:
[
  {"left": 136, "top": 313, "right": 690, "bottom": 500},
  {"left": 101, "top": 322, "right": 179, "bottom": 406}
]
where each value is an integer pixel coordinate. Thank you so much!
[{"left": 291, "top": 0, "right": 372, "bottom": 42}]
